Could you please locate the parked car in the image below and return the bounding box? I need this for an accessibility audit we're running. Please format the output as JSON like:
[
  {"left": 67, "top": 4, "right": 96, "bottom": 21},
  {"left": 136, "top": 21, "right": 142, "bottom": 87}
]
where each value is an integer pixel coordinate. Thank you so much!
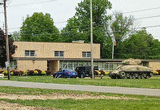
[
  {"left": 53, "top": 69, "right": 78, "bottom": 78},
  {"left": 75, "top": 66, "right": 98, "bottom": 78}
]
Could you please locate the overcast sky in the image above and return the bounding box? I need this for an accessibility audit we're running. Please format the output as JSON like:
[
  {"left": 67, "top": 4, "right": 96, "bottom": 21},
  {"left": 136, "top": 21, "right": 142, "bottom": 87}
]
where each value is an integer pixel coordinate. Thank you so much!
[{"left": 0, "top": 0, "right": 160, "bottom": 40}]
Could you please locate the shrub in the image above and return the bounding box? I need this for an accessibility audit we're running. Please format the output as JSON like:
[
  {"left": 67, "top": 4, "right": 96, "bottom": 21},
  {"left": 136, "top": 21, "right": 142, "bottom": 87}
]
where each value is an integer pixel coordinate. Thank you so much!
[
  {"left": 10, "top": 71, "right": 14, "bottom": 76},
  {"left": 12, "top": 70, "right": 18, "bottom": 76},
  {"left": 34, "top": 70, "right": 39, "bottom": 75},
  {"left": 35, "top": 69, "right": 42, "bottom": 75},
  {"left": 41, "top": 70, "right": 46, "bottom": 75},
  {"left": 104, "top": 71, "right": 109, "bottom": 75},
  {"left": 17, "top": 71, "right": 24, "bottom": 76},
  {"left": 2, "top": 71, "right": 7, "bottom": 75},
  {"left": 45, "top": 70, "right": 51, "bottom": 76},
  {"left": 28, "top": 70, "right": 34, "bottom": 76},
  {"left": 94, "top": 70, "right": 101, "bottom": 75},
  {"left": 23, "top": 70, "right": 28, "bottom": 76},
  {"left": 153, "top": 71, "right": 159, "bottom": 75}
]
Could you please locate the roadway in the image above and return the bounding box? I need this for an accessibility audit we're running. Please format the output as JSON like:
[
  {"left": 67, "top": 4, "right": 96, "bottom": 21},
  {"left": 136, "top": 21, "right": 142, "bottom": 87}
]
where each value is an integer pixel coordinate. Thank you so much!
[{"left": 0, "top": 80, "right": 160, "bottom": 97}]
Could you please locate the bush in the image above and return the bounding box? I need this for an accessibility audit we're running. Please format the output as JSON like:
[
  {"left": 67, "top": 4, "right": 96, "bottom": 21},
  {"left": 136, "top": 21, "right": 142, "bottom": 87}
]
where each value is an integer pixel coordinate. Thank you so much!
[
  {"left": 17, "top": 71, "right": 24, "bottom": 76},
  {"left": 35, "top": 69, "right": 42, "bottom": 75},
  {"left": 23, "top": 70, "right": 28, "bottom": 76},
  {"left": 94, "top": 70, "right": 101, "bottom": 75},
  {"left": 41, "top": 70, "right": 46, "bottom": 75},
  {"left": 12, "top": 70, "right": 18, "bottom": 76},
  {"left": 10, "top": 71, "right": 14, "bottom": 76},
  {"left": 34, "top": 70, "right": 39, "bottom": 75},
  {"left": 2, "top": 71, "right": 7, "bottom": 75},
  {"left": 28, "top": 70, "right": 34, "bottom": 76},
  {"left": 45, "top": 70, "right": 51, "bottom": 76},
  {"left": 153, "top": 71, "right": 159, "bottom": 75}
]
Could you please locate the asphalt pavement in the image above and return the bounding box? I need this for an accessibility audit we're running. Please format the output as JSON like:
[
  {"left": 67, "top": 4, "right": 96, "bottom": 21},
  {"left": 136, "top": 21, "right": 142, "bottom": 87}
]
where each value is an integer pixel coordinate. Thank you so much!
[{"left": 0, "top": 80, "right": 160, "bottom": 97}]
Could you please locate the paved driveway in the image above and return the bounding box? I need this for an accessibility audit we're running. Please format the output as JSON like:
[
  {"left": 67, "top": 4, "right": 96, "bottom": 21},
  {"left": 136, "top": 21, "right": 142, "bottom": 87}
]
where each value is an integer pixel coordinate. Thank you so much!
[{"left": 0, "top": 80, "right": 160, "bottom": 96}]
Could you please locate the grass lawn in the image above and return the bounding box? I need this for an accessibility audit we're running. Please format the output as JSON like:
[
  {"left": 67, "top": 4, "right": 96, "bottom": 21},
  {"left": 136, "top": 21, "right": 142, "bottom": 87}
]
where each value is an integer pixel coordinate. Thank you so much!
[
  {"left": 0, "top": 75, "right": 160, "bottom": 89},
  {"left": 0, "top": 86, "right": 160, "bottom": 110},
  {"left": 2, "top": 98, "right": 160, "bottom": 110}
]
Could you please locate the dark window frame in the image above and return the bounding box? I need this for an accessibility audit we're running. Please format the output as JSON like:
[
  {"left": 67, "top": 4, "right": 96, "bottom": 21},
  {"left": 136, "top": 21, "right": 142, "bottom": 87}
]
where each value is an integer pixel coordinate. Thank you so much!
[
  {"left": 25, "top": 50, "right": 35, "bottom": 57},
  {"left": 82, "top": 52, "right": 91, "bottom": 58},
  {"left": 54, "top": 51, "right": 64, "bottom": 57}
]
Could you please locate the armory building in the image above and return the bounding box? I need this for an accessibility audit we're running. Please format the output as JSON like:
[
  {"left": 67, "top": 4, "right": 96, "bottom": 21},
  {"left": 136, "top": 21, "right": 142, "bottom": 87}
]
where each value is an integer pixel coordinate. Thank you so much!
[{"left": 6, "top": 41, "right": 160, "bottom": 74}]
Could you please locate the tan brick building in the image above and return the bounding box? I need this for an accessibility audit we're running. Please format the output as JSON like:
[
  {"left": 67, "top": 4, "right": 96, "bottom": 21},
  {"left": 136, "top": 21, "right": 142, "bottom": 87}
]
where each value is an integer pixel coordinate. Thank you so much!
[
  {"left": 6, "top": 41, "right": 160, "bottom": 73},
  {"left": 12, "top": 41, "right": 102, "bottom": 73}
]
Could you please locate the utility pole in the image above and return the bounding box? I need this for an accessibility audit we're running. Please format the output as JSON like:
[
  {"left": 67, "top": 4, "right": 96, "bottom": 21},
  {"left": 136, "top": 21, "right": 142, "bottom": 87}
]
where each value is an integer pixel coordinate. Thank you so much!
[
  {"left": 4, "top": 0, "right": 10, "bottom": 80},
  {"left": 112, "top": 37, "right": 114, "bottom": 59},
  {"left": 90, "top": 0, "right": 94, "bottom": 79}
]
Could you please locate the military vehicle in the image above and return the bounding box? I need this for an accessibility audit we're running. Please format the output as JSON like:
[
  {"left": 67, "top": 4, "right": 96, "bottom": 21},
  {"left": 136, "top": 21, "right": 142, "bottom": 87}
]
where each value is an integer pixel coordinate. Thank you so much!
[{"left": 108, "top": 58, "right": 152, "bottom": 79}]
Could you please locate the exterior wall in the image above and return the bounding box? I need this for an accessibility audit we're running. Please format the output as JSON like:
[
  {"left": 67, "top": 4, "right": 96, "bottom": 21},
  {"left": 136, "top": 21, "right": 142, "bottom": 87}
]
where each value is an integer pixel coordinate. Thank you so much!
[
  {"left": 16, "top": 60, "right": 47, "bottom": 71},
  {"left": 148, "top": 62, "right": 160, "bottom": 71},
  {"left": 13, "top": 41, "right": 100, "bottom": 59}
]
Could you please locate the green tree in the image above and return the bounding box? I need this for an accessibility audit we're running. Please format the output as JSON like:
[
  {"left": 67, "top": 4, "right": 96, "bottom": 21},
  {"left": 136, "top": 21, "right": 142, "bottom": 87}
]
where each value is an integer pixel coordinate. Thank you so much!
[
  {"left": 106, "top": 11, "right": 136, "bottom": 58},
  {"left": 61, "top": 0, "right": 112, "bottom": 58},
  {"left": 20, "top": 12, "right": 61, "bottom": 42},
  {"left": 121, "top": 29, "right": 160, "bottom": 59},
  {"left": 10, "top": 31, "right": 21, "bottom": 41},
  {"left": 0, "top": 28, "right": 17, "bottom": 67}
]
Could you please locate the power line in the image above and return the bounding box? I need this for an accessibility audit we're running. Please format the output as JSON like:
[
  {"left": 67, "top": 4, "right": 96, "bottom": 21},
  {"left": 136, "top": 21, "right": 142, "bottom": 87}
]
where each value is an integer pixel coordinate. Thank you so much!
[
  {"left": 0, "top": 0, "right": 56, "bottom": 8},
  {"left": 123, "top": 6, "right": 160, "bottom": 14},
  {"left": 7, "top": 23, "right": 160, "bottom": 34},
  {"left": 136, "top": 15, "right": 160, "bottom": 20}
]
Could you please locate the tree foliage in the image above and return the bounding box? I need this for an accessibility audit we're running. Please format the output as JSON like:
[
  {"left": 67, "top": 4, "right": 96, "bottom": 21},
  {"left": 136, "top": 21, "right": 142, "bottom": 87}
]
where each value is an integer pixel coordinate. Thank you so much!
[
  {"left": 118, "top": 29, "right": 160, "bottom": 59},
  {"left": 105, "top": 11, "right": 136, "bottom": 59},
  {"left": 110, "top": 11, "right": 135, "bottom": 44},
  {"left": 61, "top": 0, "right": 112, "bottom": 58},
  {"left": 20, "top": 12, "right": 61, "bottom": 42},
  {"left": 10, "top": 31, "right": 21, "bottom": 41},
  {"left": 0, "top": 28, "right": 17, "bottom": 67}
]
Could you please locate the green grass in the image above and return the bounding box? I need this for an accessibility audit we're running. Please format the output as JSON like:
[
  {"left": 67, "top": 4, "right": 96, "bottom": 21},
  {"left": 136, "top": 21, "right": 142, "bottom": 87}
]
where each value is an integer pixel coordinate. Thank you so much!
[
  {"left": 1, "top": 98, "right": 160, "bottom": 110},
  {"left": 0, "top": 86, "right": 160, "bottom": 110},
  {"left": 0, "top": 75, "right": 160, "bottom": 89}
]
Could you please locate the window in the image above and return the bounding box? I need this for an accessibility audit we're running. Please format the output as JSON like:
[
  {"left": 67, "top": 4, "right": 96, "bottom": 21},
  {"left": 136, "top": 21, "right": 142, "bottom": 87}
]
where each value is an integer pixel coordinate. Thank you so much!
[
  {"left": 82, "top": 52, "right": 91, "bottom": 57},
  {"left": 55, "top": 51, "right": 64, "bottom": 57},
  {"left": 25, "top": 50, "right": 35, "bottom": 56}
]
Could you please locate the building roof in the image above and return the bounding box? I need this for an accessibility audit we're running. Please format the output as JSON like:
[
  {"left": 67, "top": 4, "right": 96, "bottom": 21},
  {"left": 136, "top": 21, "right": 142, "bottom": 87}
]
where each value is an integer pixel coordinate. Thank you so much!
[{"left": 13, "top": 57, "right": 160, "bottom": 62}]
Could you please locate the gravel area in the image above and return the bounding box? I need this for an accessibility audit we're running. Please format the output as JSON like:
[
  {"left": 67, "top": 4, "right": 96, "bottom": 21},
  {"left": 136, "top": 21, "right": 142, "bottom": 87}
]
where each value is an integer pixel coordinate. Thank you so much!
[
  {"left": 0, "top": 92, "right": 138, "bottom": 100},
  {"left": 0, "top": 92, "right": 138, "bottom": 109},
  {"left": 0, "top": 101, "right": 59, "bottom": 110}
]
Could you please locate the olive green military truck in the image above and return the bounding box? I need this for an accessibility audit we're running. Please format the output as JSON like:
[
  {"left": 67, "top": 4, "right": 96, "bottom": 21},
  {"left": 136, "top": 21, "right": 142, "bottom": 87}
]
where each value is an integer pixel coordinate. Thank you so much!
[{"left": 108, "top": 58, "right": 152, "bottom": 79}]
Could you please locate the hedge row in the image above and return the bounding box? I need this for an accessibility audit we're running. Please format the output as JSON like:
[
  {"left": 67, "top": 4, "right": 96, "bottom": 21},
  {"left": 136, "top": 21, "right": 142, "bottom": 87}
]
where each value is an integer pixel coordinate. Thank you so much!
[{"left": 0, "top": 69, "right": 51, "bottom": 76}]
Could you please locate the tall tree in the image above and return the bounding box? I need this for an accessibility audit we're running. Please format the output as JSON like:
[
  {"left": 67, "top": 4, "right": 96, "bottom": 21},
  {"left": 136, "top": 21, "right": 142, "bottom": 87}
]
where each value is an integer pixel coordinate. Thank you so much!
[
  {"left": 120, "top": 29, "right": 160, "bottom": 59},
  {"left": 106, "top": 11, "right": 136, "bottom": 58},
  {"left": 61, "top": 0, "right": 112, "bottom": 58},
  {"left": 0, "top": 28, "right": 17, "bottom": 67},
  {"left": 20, "top": 12, "right": 61, "bottom": 42}
]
